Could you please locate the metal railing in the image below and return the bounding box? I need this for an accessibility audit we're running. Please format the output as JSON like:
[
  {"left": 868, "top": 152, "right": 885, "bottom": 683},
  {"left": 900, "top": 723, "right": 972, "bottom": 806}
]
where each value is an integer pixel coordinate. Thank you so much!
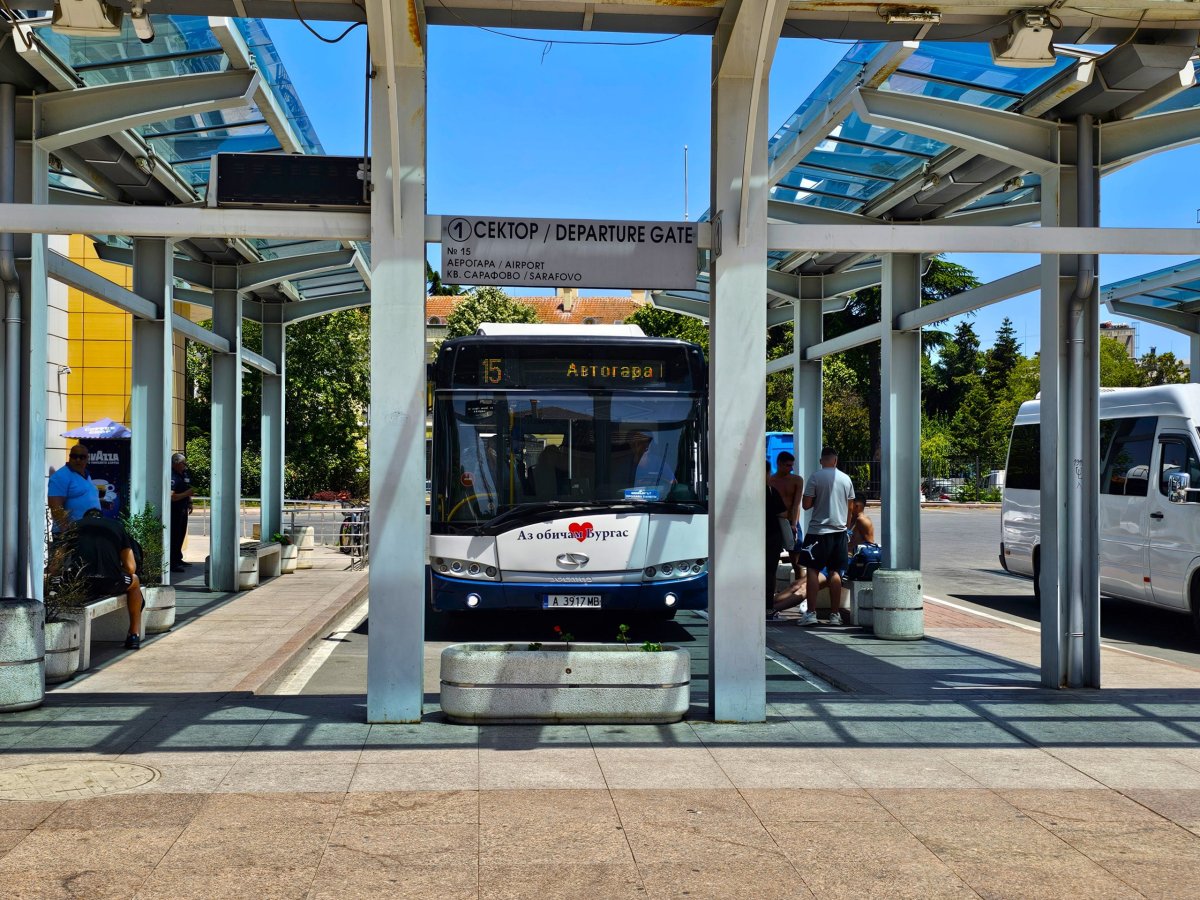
[{"left": 190, "top": 498, "right": 370, "bottom": 562}]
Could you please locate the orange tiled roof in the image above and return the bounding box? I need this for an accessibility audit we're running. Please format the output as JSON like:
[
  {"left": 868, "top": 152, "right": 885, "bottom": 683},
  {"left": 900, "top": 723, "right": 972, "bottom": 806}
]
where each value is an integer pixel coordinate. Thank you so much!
[{"left": 426, "top": 295, "right": 647, "bottom": 326}]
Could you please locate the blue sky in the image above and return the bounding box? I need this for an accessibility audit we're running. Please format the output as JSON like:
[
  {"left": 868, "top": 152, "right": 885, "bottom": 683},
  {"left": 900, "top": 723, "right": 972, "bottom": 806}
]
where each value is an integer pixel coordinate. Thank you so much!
[{"left": 265, "top": 20, "right": 1199, "bottom": 361}]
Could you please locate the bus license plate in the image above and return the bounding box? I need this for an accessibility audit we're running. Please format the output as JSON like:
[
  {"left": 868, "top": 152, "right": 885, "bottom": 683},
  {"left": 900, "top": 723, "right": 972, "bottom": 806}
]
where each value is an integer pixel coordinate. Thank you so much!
[{"left": 544, "top": 595, "right": 602, "bottom": 609}]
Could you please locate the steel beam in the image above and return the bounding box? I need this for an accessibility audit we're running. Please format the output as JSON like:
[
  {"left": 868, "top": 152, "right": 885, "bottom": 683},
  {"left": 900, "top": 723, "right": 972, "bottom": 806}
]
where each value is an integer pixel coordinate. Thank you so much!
[
  {"left": 0, "top": 203, "right": 370, "bottom": 241},
  {"left": 1106, "top": 299, "right": 1200, "bottom": 336},
  {"left": 171, "top": 314, "right": 229, "bottom": 353},
  {"left": 852, "top": 87, "right": 1059, "bottom": 174},
  {"left": 1102, "top": 106, "right": 1200, "bottom": 170},
  {"left": 209, "top": 17, "right": 304, "bottom": 154},
  {"left": 1102, "top": 259, "right": 1200, "bottom": 304},
  {"left": 36, "top": 70, "right": 260, "bottom": 152},
  {"left": 804, "top": 322, "right": 882, "bottom": 360},
  {"left": 879, "top": 253, "right": 921, "bottom": 570},
  {"left": 284, "top": 291, "right": 372, "bottom": 324},
  {"left": 765, "top": 224, "right": 1200, "bottom": 256},
  {"left": 130, "top": 239, "right": 175, "bottom": 582},
  {"left": 91, "top": 243, "right": 215, "bottom": 288},
  {"left": 896, "top": 266, "right": 1040, "bottom": 331},
  {"left": 240, "top": 348, "right": 278, "bottom": 376},
  {"left": 651, "top": 291, "right": 710, "bottom": 322},
  {"left": 237, "top": 248, "right": 357, "bottom": 293},
  {"left": 209, "top": 267, "right": 242, "bottom": 593},
  {"left": 260, "top": 322, "right": 286, "bottom": 544},
  {"left": 45, "top": 250, "right": 158, "bottom": 319},
  {"left": 792, "top": 299, "right": 822, "bottom": 517}
]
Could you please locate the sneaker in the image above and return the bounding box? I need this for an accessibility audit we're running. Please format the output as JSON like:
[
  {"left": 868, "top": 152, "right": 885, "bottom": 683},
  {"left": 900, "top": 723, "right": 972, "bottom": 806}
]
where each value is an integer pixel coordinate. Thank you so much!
[
  {"left": 828, "top": 611, "right": 844, "bottom": 626},
  {"left": 124, "top": 633, "right": 141, "bottom": 650},
  {"left": 795, "top": 611, "right": 819, "bottom": 627},
  {"left": 766, "top": 611, "right": 782, "bottom": 623}
]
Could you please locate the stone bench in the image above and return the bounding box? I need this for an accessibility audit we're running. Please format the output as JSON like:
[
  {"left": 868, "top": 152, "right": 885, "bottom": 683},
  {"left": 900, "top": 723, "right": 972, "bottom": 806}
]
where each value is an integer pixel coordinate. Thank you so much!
[
  {"left": 67, "top": 586, "right": 175, "bottom": 672},
  {"left": 238, "top": 541, "right": 282, "bottom": 590}
]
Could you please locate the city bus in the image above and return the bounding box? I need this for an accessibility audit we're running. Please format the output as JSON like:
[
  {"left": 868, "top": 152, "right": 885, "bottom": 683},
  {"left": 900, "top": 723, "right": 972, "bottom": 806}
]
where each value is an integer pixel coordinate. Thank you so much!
[
  {"left": 427, "top": 324, "right": 708, "bottom": 617},
  {"left": 1001, "top": 385, "right": 1200, "bottom": 633}
]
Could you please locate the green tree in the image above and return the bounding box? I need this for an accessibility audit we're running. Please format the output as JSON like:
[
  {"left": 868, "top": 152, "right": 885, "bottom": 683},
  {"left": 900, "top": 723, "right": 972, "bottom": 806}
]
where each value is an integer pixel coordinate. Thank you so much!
[
  {"left": 984, "top": 317, "right": 1022, "bottom": 399},
  {"left": 928, "top": 320, "right": 983, "bottom": 417},
  {"left": 824, "top": 257, "right": 980, "bottom": 465},
  {"left": 822, "top": 356, "right": 869, "bottom": 464},
  {"left": 426, "top": 260, "right": 461, "bottom": 296},
  {"left": 185, "top": 309, "right": 372, "bottom": 500},
  {"left": 444, "top": 286, "right": 538, "bottom": 339},
  {"left": 951, "top": 374, "right": 999, "bottom": 463},
  {"left": 1138, "top": 347, "right": 1190, "bottom": 385},
  {"left": 1100, "top": 336, "right": 1143, "bottom": 387},
  {"left": 625, "top": 305, "right": 709, "bottom": 356}
]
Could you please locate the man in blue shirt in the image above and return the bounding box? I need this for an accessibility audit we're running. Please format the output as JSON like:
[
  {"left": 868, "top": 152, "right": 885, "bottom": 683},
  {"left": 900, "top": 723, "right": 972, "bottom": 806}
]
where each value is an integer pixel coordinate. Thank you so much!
[{"left": 48, "top": 444, "right": 100, "bottom": 533}]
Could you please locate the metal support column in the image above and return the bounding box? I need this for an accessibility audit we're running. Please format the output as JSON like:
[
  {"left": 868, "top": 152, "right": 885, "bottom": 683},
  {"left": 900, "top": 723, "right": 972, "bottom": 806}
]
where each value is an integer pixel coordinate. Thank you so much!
[
  {"left": 1039, "top": 120, "right": 1101, "bottom": 688},
  {"left": 792, "top": 299, "right": 822, "bottom": 510},
  {"left": 365, "top": 0, "right": 427, "bottom": 722},
  {"left": 130, "top": 238, "right": 174, "bottom": 575},
  {"left": 11, "top": 100, "right": 48, "bottom": 599},
  {"left": 210, "top": 266, "right": 241, "bottom": 592},
  {"left": 708, "top": 0, "right": 781, "bottom": 723},
  {"left": 260, "top": 314, "right": 285, "bottom": 543},
  {"left": 879, "top": 254, "right": 922, "bottom": 569}
]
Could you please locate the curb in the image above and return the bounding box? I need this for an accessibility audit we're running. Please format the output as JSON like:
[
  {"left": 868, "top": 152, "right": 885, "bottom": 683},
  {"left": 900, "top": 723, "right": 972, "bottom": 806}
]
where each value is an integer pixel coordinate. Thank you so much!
[{"left": 234, "top": 571, "right": 370, "bottom": 695}]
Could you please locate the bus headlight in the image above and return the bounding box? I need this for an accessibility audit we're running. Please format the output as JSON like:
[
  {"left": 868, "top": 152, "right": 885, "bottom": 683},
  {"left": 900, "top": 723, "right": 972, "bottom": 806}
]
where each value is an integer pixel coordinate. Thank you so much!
[
  {"left": 466, "top": 593, "right": 481, "bottom": 608},
  {"left": 664, "top": 593, "right": 677, "bottom": 607},
  {"left": 431, "top": 557, "right": 500, "bottom": 581},
  {"left": 643, "top": 558, "right": 707, "bottom": 581}
]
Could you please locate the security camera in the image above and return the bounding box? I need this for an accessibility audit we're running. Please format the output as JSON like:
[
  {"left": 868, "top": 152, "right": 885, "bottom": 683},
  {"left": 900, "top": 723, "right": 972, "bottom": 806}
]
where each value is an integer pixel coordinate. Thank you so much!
[{"left": 58, "top": 365, "right": 72, "bottom": 375}]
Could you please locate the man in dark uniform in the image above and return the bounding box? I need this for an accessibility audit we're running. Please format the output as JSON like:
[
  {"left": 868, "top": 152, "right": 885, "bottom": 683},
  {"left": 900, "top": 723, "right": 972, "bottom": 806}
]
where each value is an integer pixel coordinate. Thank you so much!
[
  {"left": 169, "top": 452, "right": 194, "bottom": 573},
  {"left": 74, "top": 509, "right": 144, "bottom": 649}
]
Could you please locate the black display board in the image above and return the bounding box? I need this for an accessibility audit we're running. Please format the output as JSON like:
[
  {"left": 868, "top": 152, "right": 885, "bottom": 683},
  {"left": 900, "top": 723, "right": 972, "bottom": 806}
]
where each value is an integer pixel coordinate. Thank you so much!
[{"left": 210, "top": 153, "right": 369, "bottom": 210}]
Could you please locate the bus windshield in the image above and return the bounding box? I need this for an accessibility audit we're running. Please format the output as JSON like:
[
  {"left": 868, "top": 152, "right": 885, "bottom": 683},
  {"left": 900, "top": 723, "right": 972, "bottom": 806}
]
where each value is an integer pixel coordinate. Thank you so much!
[{"left": 431, "top": 391, "right": 706, "bottom": 529}]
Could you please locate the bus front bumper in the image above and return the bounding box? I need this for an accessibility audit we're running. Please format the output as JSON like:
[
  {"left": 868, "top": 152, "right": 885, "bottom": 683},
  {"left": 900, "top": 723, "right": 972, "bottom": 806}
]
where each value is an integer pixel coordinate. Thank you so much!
[{"left": 428, "top": 570, "right": 708, "bottom": 612}]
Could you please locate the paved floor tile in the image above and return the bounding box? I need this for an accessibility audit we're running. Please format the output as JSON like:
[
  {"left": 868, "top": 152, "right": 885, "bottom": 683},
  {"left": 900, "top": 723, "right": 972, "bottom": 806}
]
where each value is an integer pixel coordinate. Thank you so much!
[
  {"left": 1046, "top": 748, "right": 1200, "bottom": 789},
  {"left": 868, "top": 788, "right": 1023, "bottom": 823},
  {"left": 0, "top": 824, "right": 184, "bottom": 872},
  {"left": 1, "top": 867, "right": 152, "bottom": 900},
  {"left": 997, "top": 788, "right": 1169, "bottom": 825},
  {"left": 477, "top": 724, "right": 591, "bottom": 748},
  {"left": 322, "top": 821, "right": 477, "bottom": 869},
  {"left": 350, "top": 759, "right": 479, "bottom": 792},
  {"left": 480, "top": 862, "right": 645, "bottom": 900},
  {"left": 741, "top": 788, "right": 892, "bottom": 824},
  {"left": 477, "top": 747, "right": 606, "bottom": 789},
  {"left": 0, "top": 829, "right": 29, "bottom": 855},
  {"left": 479, "top": 788, "right": 617, "bottom": 826},
  {"left": 1046, "top": 821, "right": 1200, "bottom": 897},
  {"left": 306, "top": 860, "right": 477, "bottom": 900},
  {"left": 638, "top": 858, "right": 812, "bottom": 900},
  {"left": 706, "top": 747, "right": 857, "bottom": 789},
  {"left": 908, "top": 818, "right": 1138, "bottom": 900},
  {"left": 0, "top": 800, "right": 62, "bottom": 830},
  {"left": 161, "top": 822, "right": 333, "bottom": 869},
  {"left": 831, "top": 749, "right": 984, "bottom": 789},
  {"left": 623, "top": 820, "right": 780, "bottom": 865},
  {"left": 768, "top": 821, "right": 976, "bottom": 899},
  {"left": 594, "top": 747, "right": 733, "bottom": 789},
  {"left": 611, "top": 788, "right": 758, "bottom": 829},
  {"left": 133, "top": 865, "right": 317, "bottom": 899},
  {"left": 190, "top": 791, "right": 344, "bottom": 827},
  {"left": 1122, "top": 788, "right": 1200, "bottom": 826},
  {"left": 41, "top": 792, "right": 206, "bottom": 829},
  {"left": 481, "top": 820, "right": 635, "bottom": 866},
  {"left": 125, "top": 763, "right": 235, "bottom": 794},
  {"left": 338, "top": 790, "right": 478, "bottom": 825},
  {"left": 939, "top": 748, "right": 1106, "bottom": 789},
  {"left": 216, "top": 762, "right": 356, "bottom": 793}
]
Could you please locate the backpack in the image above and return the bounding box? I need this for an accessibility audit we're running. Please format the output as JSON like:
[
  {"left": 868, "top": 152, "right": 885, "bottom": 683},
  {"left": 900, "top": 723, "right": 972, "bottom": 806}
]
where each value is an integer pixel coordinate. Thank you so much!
[{"left": 846, "top": 543, "right": 882, "bottom": 581}]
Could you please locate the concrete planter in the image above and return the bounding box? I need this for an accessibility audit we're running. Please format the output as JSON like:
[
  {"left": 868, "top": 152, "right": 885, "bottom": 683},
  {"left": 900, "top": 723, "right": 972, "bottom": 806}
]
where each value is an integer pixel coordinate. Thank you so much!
[
  {"left": 441, "top": 643, "right": 690, "bottom": 724},
  {"left": 1, "top": 598, "right": 45, "bottom": 711},
  {"left": 290, "top": 526, "right": 315, "bottom": 569},
  {"left": 44, "top": 619, "right": 81, "bottom": 684},
  {"left": 142, "top": 586, "right": 176, "bottom": 634},
  {"left": 237, "top": 555, "right": 259, "bottom": 590},
  {"left": 280, "top": 543, "right": 299, "bottom": 574}
]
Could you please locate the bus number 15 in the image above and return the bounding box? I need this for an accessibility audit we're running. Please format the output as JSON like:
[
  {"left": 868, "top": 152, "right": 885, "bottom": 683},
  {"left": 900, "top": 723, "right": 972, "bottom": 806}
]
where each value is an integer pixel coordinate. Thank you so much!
[{"left": 482, "top": 358, "right": 503, "bottom": 384}]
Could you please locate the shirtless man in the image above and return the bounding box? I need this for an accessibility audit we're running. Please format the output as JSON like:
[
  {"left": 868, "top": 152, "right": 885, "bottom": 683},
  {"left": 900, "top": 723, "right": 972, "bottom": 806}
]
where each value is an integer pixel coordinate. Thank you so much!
[
  {"left": 848, "top": 496, "right": 875, "bottom": 554},
  {"left": 768, "top": 452, "right": 805, "bottom": 580}
]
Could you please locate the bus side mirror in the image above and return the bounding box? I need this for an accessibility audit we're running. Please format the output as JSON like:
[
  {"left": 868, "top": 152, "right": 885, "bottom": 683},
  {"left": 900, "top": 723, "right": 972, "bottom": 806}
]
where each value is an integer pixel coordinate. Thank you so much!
[{"left": 1168, "top": 472, "right": 1190, "bottom": 503}]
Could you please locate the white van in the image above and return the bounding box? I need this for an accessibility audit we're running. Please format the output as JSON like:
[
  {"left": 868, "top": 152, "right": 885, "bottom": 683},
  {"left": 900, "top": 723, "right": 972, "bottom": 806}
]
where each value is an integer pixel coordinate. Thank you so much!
[{"left": 1000, "top": 385, "right": 1200, "bottom": 633}]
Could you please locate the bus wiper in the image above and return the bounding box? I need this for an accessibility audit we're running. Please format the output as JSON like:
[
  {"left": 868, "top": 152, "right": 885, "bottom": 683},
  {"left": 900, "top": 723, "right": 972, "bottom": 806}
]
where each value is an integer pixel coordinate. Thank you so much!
[{"left": 483, "top": 501, "right": 587, "bottom": 530}]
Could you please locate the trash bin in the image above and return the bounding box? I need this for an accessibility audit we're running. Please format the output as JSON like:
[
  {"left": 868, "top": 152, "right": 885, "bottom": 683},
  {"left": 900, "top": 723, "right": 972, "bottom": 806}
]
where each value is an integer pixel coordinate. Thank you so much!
[
  {"left": 0, "top": 598, "right": 46, "bottom": 712},
  {"left": 872, "top": 570, "right": 923, "bottom": 641}
]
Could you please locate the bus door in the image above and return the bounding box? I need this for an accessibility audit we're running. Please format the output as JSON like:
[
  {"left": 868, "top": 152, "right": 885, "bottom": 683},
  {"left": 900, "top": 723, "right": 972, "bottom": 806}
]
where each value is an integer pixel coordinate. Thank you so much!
[
  {"left": 1148, "top": 430, "right": 1200, "bottom": 610},
  {"left": 1098, "top": 416, "right": 1156, "bottom": 603}
]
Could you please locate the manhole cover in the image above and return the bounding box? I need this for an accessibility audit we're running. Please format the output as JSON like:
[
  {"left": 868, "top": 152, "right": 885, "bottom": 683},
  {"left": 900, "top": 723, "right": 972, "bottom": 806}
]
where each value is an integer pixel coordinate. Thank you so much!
[{"left": 0, "top": 761, "right": 159, "bottom": 801}]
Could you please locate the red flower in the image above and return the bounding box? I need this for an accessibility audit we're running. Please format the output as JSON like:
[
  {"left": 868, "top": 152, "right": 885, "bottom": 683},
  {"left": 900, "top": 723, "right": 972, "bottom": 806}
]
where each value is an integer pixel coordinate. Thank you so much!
[{"left": 553, "top": 625, "right": 562, "bottom": 634}]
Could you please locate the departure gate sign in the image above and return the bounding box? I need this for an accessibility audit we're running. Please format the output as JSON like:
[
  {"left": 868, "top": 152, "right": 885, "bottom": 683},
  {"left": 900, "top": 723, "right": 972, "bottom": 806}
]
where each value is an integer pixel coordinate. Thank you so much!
[{"left": 440, "top": 216, "right": 697, "bottom": 289}]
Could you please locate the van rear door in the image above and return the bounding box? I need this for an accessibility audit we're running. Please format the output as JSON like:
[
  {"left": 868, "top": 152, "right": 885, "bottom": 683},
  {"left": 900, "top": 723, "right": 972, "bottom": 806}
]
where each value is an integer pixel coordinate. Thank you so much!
[
  {"left": 1147, "top": 430, "right": 1200, "bottom": 610},
  {"left": 1098, "top": 416, "right": 1156, "bottom": 603}
]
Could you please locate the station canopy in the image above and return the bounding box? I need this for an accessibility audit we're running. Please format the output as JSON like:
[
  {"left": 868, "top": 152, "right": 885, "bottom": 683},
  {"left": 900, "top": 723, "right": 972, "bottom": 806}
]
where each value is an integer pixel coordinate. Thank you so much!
[{"left": 8, "top": 14, "right": 369, "bottom": 307}]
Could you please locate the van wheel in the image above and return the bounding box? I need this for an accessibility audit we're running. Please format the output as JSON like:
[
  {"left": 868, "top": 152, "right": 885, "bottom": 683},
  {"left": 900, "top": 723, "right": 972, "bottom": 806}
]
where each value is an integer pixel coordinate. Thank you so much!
[{"left": 1032, "top": 550, "right": 1041, "bottom": 602}]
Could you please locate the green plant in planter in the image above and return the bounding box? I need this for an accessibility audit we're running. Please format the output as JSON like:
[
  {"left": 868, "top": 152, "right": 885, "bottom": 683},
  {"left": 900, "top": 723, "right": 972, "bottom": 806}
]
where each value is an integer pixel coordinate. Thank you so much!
[
  {"left": 43, "top": 525, "right": 89, "bottom": 623},
  {"left": 122, "top": 503, "right": 164, "bottom": 587},
  {"left": 272, "top": 531, "right": 293, "bottom": 545}
]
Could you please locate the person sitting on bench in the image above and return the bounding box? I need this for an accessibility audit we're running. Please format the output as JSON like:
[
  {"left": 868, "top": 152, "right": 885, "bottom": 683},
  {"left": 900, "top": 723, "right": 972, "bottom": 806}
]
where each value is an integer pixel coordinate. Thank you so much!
[{"left": 73, "top": 508, "right": 145, "bottom": 650}]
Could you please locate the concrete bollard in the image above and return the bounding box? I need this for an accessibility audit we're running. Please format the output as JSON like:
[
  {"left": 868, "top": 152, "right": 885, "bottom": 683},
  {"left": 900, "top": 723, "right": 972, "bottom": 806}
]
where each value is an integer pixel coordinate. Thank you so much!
[
  {"left": 293, "top": 525, "right": 315, "bottom": 569},
  {"left": 0, "top": 598, "right": 46, "bottom": 711},
  {"left": 850, "top": 581, "right": 874, "bottom": 630},
  {"left": 872, "top": 570, "right": 923, "bottom": 641}
]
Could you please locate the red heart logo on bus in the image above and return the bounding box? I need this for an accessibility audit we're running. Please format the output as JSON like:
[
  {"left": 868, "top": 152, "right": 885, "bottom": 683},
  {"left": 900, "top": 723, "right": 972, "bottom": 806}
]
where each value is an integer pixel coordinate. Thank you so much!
[{"left": 568, "top": 522, "right": 593, "bottom": 542}]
